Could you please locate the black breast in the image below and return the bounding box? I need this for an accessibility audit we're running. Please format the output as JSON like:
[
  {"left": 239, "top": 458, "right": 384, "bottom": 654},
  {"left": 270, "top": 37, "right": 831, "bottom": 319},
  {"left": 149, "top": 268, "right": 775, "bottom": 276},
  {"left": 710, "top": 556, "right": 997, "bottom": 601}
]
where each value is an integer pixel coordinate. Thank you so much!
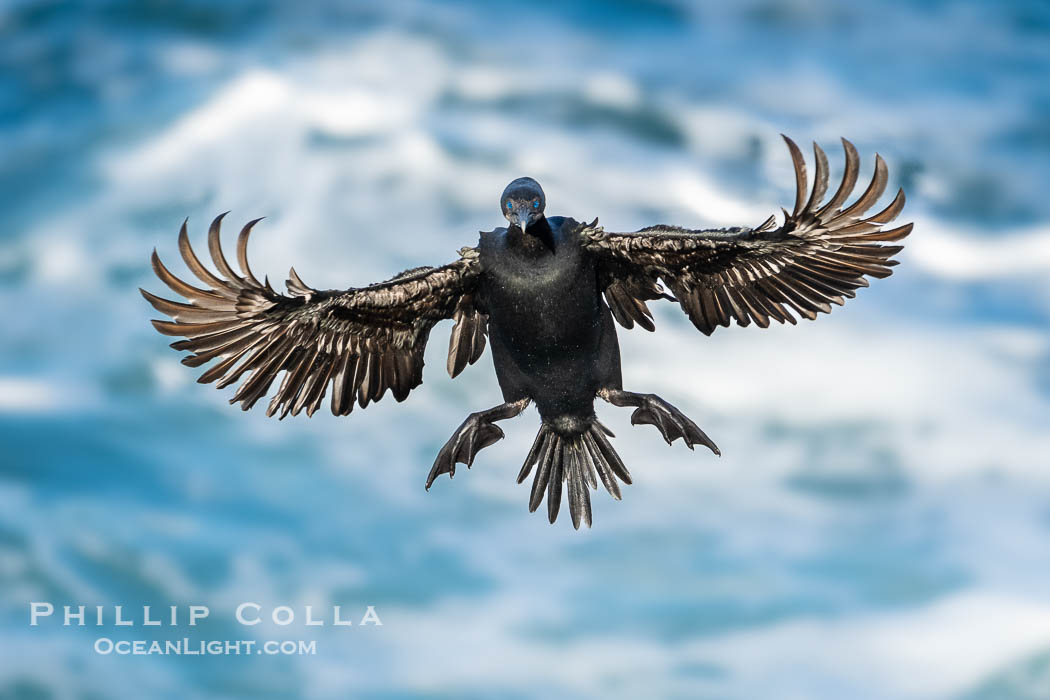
[{"left": 479, "top": 217, "right": 602, "bottom": 359}]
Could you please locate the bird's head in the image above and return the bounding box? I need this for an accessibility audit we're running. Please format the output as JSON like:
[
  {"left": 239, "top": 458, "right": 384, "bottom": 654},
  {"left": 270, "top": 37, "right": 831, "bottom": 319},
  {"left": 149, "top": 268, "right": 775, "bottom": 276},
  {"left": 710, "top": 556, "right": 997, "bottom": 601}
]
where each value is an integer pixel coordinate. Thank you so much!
[{"left": 500, "top": 177, "right": 545, "bottom": 232}]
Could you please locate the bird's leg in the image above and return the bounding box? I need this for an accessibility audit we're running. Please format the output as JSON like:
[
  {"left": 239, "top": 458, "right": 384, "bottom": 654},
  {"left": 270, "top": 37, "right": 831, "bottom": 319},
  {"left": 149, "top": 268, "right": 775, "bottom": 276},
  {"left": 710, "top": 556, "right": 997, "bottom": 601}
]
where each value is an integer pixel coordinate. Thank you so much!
[
  {"left": 425, "top": 398, "right": 531, "bottom": 489},
  {"left": 597, "top": 388, "right": 720, "bottom": 455}
]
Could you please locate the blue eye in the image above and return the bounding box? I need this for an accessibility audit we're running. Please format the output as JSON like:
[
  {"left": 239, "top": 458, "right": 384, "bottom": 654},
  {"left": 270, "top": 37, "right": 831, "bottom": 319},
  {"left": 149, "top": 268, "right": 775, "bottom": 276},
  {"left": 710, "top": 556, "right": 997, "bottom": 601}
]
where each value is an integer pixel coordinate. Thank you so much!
[
  {"left": 506, "top": 202, "right": 512, "bottom": 210},
  {"left": 532, "top": 200, "right": 539, "bottom": 208}
]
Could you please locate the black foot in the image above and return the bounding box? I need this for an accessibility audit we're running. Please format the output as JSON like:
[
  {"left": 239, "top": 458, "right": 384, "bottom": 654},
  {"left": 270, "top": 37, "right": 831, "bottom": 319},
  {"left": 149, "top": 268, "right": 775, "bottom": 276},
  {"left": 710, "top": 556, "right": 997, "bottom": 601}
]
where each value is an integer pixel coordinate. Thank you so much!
[
  {"left": 599, "top": 389, "right": 720, "bottom": 455},
  {"left": 425, "top": 399, "right": 530, "bottom": 490}
]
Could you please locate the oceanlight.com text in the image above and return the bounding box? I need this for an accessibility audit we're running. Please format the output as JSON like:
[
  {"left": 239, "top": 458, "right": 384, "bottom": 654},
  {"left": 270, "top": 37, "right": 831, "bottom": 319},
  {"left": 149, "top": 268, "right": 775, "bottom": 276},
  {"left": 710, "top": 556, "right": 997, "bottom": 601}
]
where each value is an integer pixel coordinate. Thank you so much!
[{"left": 94, "top": 638, "right": 318, "bottom": 655}]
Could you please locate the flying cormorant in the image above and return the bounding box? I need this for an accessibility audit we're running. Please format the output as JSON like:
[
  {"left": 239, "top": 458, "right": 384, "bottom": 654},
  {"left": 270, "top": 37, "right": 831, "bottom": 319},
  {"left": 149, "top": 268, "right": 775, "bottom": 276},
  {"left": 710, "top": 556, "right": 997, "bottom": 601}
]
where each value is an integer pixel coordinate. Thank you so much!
[{"left": 143, "top": 136, "right": 912, "bottom": 528}]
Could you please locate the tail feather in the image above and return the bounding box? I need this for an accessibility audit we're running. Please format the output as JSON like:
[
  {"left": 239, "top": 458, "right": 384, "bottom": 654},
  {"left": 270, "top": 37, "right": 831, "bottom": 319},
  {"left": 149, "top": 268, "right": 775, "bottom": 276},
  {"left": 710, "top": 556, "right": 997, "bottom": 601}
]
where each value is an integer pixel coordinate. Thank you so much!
[
  {"left": 590, "top": 422, "right": 633, "bottom": 485},
  {"left": 524, "top": 432, "right": 555, "bottom": 513},
  {"left": 518, "top": 421, "right": 632, "bottom": 529},
  {"left": 565, "top": 445, "right": 591, "bottom": 530},
  {"left": 547, "top": 444, "right": 564, "bottom": 524}
]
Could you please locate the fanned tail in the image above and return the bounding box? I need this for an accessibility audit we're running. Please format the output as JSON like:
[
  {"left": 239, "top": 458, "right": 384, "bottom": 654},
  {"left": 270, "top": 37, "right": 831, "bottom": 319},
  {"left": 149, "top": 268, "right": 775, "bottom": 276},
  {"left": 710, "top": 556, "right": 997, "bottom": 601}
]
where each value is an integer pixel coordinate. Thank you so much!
[{"left": 517, "top": 420, "right": 632, "bottom": 529}]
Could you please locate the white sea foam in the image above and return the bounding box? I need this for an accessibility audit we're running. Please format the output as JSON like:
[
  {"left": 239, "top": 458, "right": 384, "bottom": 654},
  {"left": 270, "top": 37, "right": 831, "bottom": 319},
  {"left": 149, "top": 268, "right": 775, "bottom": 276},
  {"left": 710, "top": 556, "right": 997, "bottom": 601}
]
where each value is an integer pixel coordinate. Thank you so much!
[
  {"left": 686, "top": 592, "right": 1050, "bottom": 699},
  {"left": 909, "top": 219, "right": 1050, "bottom": 281},
  {"left": 0, "top": 378, "right": 60, "bottom": 413},
  {"left": 300, "top": 588, "right": 1050, "bottom": 699}
]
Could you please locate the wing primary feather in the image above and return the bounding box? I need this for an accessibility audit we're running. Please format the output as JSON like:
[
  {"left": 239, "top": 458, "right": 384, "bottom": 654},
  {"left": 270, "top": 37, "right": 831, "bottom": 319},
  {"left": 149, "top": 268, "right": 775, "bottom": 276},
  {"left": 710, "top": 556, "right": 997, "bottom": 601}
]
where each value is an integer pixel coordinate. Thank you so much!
[
  {"left": 177, "top": 220, "right": 237, "bottom": 298},
  {"left": 235, "top": 218, "right": 266, "bottom": 286},
  {"left": 150, "top": 252, "right": 231, "bottom": 308},
  {"left": 865, "top": 222, "right": 913, "bottom": 242},
  {"left": 197, "top": 343, "right": 256, "bottom": 385},
  {"left": 837, "top": 244, "right": 905, "bottom": 259},
  {"left": 811, "top": 252, "right": 892, "bottom": 278},
  {"left": 150, "top": 319, "right": 237, "bottom": 337},
  {"left": 793, "top": 257, "right": 867, "bottom": 285},
  {"left": 774, "top": 272, "right": 833, "bottom": 310},
  {"left": 816, "top": 138, "right": 861, "bottom": 218},
  {"left": 140, "top": 289, "right": 234, "bottom": 323},
  {"left": 766, "top": 277, "right": 824, "bottom": 318},
  {"left": 869, "top": 188, "right": 906, "bottom": 224},
  {"left": 804, "top": 141, "right": 830, "bottom": 213},
  {"left": 830, "top": 153, "right": 888, "bottom": 224},
  {"left": 171, "top": 323, "right": 254, "bottom": 353},
  {"left": 834, "top": 221, "right": 884, "bottom": 237},
  {"left": 788, "top": 266, "right": 857, "bottom": 298},
  {"left": 206, "top": 212, "right": 245, "bottom": 285},
  {"left": 215, "top": 332, "right": 285, "bottom": 390},
  {"left": 821, "top": 245, "right": 899, "bottom": 266},
  {"left": 782, "top": 134, "right": 808, "bottom": 218},
  {"left": 782, "top": 270, "right": 846, "bottom": 306},
  {"left": 180, "top": 331, "right": 259, "bottom": 367}
]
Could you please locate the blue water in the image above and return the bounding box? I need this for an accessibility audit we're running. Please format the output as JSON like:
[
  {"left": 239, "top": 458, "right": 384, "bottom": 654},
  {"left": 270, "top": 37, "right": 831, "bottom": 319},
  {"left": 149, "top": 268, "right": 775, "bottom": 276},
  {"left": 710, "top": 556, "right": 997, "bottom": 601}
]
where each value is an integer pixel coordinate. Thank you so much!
[{"left": 2, "top": 1, "right": 1049, "bottom": 698}]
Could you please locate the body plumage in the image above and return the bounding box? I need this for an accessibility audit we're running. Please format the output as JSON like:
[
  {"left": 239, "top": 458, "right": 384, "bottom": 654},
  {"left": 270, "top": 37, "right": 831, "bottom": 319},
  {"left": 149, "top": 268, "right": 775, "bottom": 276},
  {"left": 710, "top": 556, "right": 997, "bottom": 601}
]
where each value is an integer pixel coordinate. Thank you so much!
[{"left": 480, "top": 215, "right": 621, "bottom": 432}]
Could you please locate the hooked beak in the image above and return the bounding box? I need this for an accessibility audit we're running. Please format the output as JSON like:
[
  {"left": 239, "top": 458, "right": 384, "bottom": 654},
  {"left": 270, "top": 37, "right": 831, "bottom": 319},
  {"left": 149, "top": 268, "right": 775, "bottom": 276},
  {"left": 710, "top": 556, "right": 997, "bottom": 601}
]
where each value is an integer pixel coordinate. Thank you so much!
[{"left": 513, "top": 208, "right": 530, "bottom": 232}]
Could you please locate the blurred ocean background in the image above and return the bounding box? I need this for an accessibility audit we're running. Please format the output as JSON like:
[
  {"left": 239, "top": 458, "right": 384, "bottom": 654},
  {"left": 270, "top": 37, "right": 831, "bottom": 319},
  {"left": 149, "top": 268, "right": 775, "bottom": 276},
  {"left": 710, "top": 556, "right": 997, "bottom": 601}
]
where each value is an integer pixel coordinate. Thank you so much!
[{"left": 2, "top": 0, "right": 1050, "bottom": 698}]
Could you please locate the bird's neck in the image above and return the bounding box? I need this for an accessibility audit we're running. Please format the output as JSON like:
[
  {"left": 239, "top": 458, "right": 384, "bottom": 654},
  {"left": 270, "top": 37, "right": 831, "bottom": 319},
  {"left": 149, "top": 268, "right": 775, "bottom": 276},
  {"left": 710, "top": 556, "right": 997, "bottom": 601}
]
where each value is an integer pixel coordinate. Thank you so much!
[{"left": 512, "top": 216, "right": 554, "bottom": 254}]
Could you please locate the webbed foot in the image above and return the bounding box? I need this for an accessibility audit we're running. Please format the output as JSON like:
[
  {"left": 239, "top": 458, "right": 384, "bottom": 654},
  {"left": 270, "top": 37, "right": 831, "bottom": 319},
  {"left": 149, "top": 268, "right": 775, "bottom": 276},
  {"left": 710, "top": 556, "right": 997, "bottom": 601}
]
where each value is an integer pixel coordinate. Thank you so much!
[
  {"left": 425, "top": 399, "right": 530, "bottom": 489},
  {"left": 598, "top": 389, "right": 720, "bottom": 455}
]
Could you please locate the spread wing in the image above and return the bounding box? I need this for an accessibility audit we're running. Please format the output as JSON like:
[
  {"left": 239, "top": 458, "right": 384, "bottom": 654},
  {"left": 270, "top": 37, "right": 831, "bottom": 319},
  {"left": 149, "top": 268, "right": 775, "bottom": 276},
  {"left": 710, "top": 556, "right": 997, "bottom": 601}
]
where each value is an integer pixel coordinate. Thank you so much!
[
  {"left": 583, "top": 136, "right": 913, "bottom": 335},
  {"left": 141, "top": 214, "right": 487, "bottom": 418}
]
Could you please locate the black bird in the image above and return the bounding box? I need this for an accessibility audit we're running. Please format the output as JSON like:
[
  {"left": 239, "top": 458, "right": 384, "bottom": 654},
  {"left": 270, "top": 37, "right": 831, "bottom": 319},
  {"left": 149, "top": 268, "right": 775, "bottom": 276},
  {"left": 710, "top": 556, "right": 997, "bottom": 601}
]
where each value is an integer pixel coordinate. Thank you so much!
[{"left": 142, "top": 136, "right": 912, "bottom": 529}]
